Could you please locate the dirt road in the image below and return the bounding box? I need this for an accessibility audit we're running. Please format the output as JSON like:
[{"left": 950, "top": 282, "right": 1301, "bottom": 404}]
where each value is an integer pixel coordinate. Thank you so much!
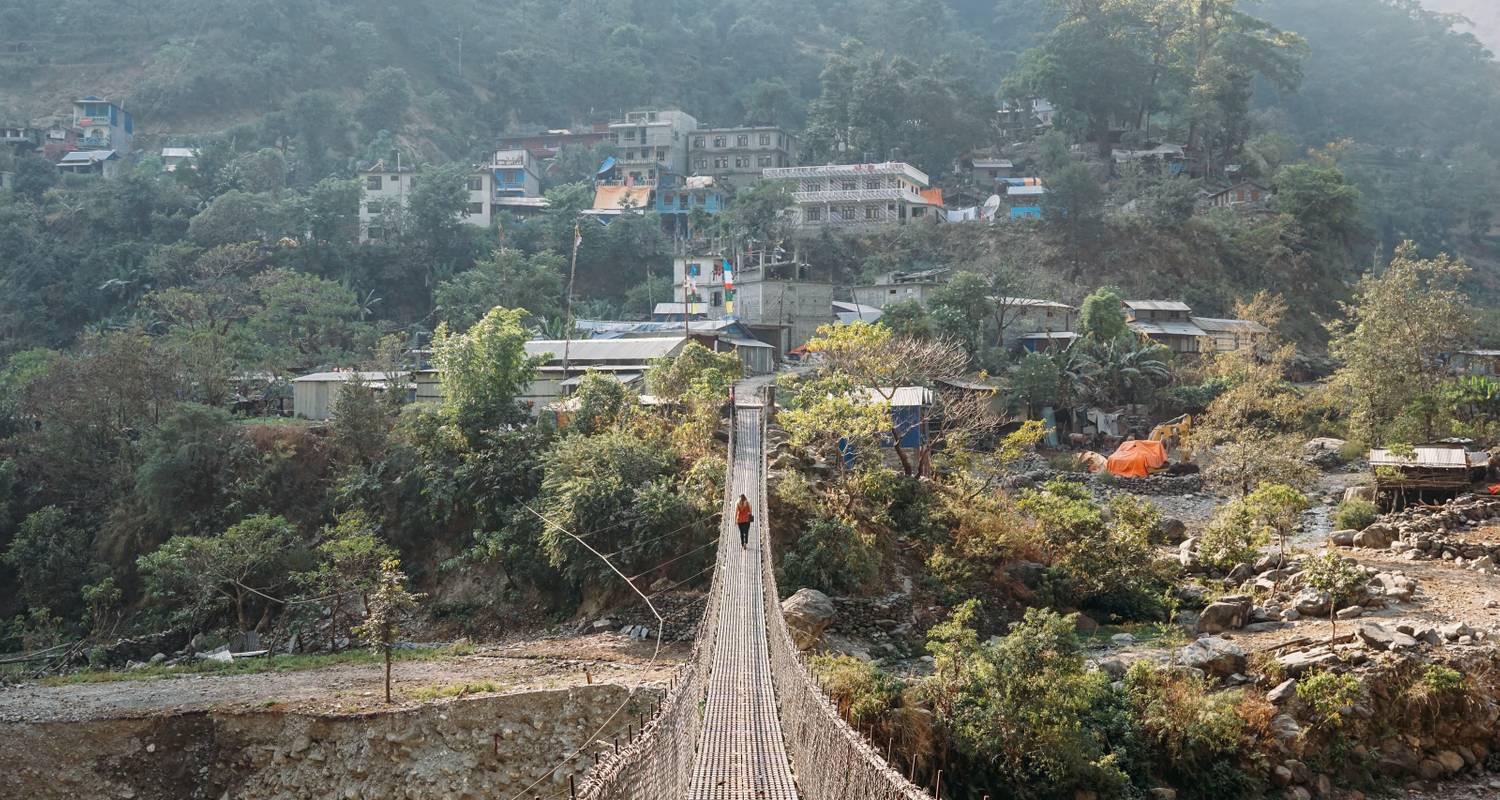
[{"left": 0, "top": 633, "right": 685, "bottom": 723}]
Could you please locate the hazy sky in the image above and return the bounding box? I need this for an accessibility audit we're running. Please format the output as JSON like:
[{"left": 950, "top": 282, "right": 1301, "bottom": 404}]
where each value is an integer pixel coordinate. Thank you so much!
[{"left": 1421, "top": 0, "right": 1500, "bottom": 54}]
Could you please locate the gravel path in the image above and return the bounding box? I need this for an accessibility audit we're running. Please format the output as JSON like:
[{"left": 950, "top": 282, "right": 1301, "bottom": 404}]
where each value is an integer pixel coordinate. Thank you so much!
[{"left": 0, "top": 634, "right": 684, "bottom": 723}]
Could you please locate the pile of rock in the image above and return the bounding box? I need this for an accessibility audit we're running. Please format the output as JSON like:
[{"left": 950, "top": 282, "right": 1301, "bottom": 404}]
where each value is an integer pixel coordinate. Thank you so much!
[
  {"left": 1335, "top": 494, "right": 1500, "bottom": 564},
  {"left": 1178, "top": 556, "right": 1424, "bottom": 635}
]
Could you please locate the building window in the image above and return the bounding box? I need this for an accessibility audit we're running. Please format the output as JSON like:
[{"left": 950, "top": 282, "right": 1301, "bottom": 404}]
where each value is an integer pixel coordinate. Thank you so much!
[
  {"left": 624, "top": 129, "right": 636, "bottom": 140},
  {"left": 713, "top": 136, "right": 726, "bottom": 148},
  {"left": 735, "top": 156, "right": 749, "bottom": 168},
  {"left": 865, "top": 206, "right": 876, "bottom": 219},
  {"left": 679, "top": 194, "right": 689, "bottom": 208},
  {"left": 366, "top": 175, "right": 383, "bottom": 190},
  {"left": 467, "top": 177, "right": 484, "bottom": 191},
  {"left": 711, "top": 290, "right": 723, "bottom": 307},
  {"left": 695, "top": 158, "right": 707, "bottom": 170},
  {"left": 390, "top": 174, "right": 400, "bottom": 182},
  {"left": 688, "top": 263, "right": 701, "bottom": 276},
  {"left": 913, "top": 207, "right": 926, "bottom": 217},
  {"left": 466, "top": 202, "right": 485, "bottom": 215},
  {"left": 805, "top": 207, "right": 821, "bottom": 222},
  {"left": 737, "top": 135, "right": 749, "bottom": 147},
  {"left": 866, "top": 178, "right": 881, "bottom": 189},
  {"left": 758, "top": 155, "right": 773, "bottom": 167},
  {"left": 694, "top": 137, "right": 705, "bottom": 149},
  {"left": 842, "top": 180, "right": 857, "bottom": 190},
  {"left": 759, "top": 133, "right": 771, "bottom": 146},
  {"left": 657, "top": 147, "right": 668, "bottom": 161},
  {"left": 841, "top": 205, "right": 857, "bottom": 220}
]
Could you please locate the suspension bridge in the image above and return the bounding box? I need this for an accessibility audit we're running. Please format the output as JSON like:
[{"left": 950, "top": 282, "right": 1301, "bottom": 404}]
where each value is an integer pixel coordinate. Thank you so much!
[{"left": 575, "top": 392, "right": 936, "bottom": 800}]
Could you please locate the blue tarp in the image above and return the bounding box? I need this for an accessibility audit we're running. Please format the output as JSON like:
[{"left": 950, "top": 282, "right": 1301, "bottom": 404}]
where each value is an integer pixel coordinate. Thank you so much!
[{"left": 596, "top": 156, "right": 616, "bottom": 175}]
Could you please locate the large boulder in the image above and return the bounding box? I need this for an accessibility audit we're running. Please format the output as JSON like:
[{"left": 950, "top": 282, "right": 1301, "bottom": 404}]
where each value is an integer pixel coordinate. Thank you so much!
[
  {"left": 1196, "top": 596, "right": 1252, "bottom": 634},
  {"left": 1157, "top": 517, "right": 1188, "bottom": 544},
  {"left": 1353, "top": 525, "right": 1396, "bottom": 549},
  {"left": 1178, "top": 636, "right": 1247, "bottom": 678},
  {"left": 782, "top": 588, "right": 836, "bottom": 650}
]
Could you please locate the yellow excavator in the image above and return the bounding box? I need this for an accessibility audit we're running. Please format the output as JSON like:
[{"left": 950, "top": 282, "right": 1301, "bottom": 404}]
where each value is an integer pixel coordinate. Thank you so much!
[{"left": 1148, "top": 414, "right": 1193, "bottom": 462}]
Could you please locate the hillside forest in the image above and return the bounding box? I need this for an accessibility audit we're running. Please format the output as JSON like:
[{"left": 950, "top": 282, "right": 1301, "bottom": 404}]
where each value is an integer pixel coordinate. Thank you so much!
[{"left": 1, "top": 3, "right": 1500, "bottom": 798}]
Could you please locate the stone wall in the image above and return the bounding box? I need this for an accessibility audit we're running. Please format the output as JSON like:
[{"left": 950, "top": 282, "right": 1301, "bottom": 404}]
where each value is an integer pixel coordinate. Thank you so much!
[{"left": 0, "top": 684, "right": 660, "bottom": 800}]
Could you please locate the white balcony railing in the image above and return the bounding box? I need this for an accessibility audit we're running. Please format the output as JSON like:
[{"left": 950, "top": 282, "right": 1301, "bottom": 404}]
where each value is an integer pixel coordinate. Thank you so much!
[{"left": 790, "top": 187, "right": 925, "bottom": 205}]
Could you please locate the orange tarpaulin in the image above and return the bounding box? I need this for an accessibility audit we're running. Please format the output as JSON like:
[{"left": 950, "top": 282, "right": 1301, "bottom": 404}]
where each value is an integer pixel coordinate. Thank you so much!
[{"left": 1106, "top": 439, "right": 1168, "bottom": 478}]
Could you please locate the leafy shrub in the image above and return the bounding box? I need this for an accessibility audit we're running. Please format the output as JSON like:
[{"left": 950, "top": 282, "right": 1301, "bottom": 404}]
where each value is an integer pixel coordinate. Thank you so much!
[
  {"left": 1196, "top": 501, "right": 1266, "bottom": 572},
  {"left": 810, "top": 653, "right": 903, "bottom": 726},
  {"left": 1333, "top": 498, "right": 1378, "bottom": 531},
  {"left": 1122, "top": 662, "right": 1269, "bottom": 800},
  {"left": 780, "top": 516, "right": 877, "bottom": 594},
  {"left": 1296, "top": 670, "right": 1363, "bottom": 731},
  {"left": 922, "top": 602, "right": 1131, "bottom": 795}
]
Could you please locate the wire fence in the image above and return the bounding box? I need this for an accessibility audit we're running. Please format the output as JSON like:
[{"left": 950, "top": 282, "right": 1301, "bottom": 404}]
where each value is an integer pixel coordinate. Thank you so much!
[
  {"left": 574, "top": 391, "right": 936, "bottom": 800},
  {"left": 755, "top": 389, "right": 937, "bottom": 800}
]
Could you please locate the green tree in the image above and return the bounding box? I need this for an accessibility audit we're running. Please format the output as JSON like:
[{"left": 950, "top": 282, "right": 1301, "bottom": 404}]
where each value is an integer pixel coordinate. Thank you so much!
[
  {"left": 1042, "top": 161, "right": 1105, "bottom": 244},
  {"left": 928, "top": 271, "right": 993, "bottom": 358},
  {"left": 923, "top": 602, "right": 1128, "bottom": 794},
  {"left": 1077, "top": 288, "right": 1128, "bottom": 342},
  {"left": 138, "top": 514, "right": 303, "bottom": 631},
  {"left": 571, "top": 371, "right": 630, "bottom": 434},
  {"left": 353, "top": 557, "right": 423, "bottom": 703},
  {"left": 1197, "top": 500, "right": 1265, "bottom": 572},
  {"left": 245, "top": 268, "right": 373, "bottom": 368},
  {"left": 1328, "top": 243, "right": 1473, "bottom": 443},
  {"left": 1302, "top": 551, "right": 1366, "bottom": 645},
  {"left": 432, "top": 305, "right": 542, "bottom": 438},
  {"left": 133, "top": 403, "right": 253, "bottom": 534},
  {"left": 878, "top": 299, "right": 932, "bottom": 339},
  {"left": 358, "top": 67, "right": 413, "bottom": 136},
  {"left": 297, "top": 510, "right": 395, "bottom": 651},
  {"left": 3, "top": 506, "right": 93, "bottom": 616},
  {"left": 1244, "top": 481, "right": 1309, "bottom": 567},
  {"left": 435, "top": 249, "right": 565, "bottom": 330}
]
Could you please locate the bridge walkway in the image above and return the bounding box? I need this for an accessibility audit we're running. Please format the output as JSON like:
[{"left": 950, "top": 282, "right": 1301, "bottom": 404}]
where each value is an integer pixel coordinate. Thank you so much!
[{"left": 685, "top": 404, "right": 799, "bottom": 800}]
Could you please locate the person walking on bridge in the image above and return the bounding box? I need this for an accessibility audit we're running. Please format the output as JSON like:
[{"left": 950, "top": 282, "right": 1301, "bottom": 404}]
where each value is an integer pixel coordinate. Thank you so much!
[{"left": 735, "top": 494, "right": 754, "bottom": 548}]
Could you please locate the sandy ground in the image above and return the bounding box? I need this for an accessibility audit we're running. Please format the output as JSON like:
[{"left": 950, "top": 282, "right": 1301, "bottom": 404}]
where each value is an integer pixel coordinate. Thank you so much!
[{"left": 0, "top": 633, "right": 686, "bottom": 723}]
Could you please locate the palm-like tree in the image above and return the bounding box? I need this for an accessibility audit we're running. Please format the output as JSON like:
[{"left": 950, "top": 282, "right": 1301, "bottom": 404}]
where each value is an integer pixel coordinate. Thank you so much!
[{"left": 1083, "top": 337, "right": 1171, "bottom": 406}]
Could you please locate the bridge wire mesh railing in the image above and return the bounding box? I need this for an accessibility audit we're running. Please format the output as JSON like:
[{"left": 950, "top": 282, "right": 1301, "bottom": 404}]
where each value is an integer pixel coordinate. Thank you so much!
[
  {"left": 756, "top": 389, "right": 938, "bottom": 800},
  {"left": 572, "top": 410, "right": 735, "bottom": 800}
]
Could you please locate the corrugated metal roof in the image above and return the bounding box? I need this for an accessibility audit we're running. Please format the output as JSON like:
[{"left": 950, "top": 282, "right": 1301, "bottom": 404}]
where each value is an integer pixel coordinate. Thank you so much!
[
  {"left": 161, "top": 147, "right": 197, "bottom": 158},
  {"left": 293, "top": 370, "right": 406, "bottom": 383},
  {"left": 1124, "top": 300, "right": 1193, "bottom": 312},
  {"left": 1130, "top": 320, "right": 1206, "bottom": 337},
  {"left": 1369, "top": 446, "right": 1469, "bottom": 469},
  {"left": 653, "top": 302, "right": 707, "bottom": 315},
  {"left": 1021, "top": 331, "right": 1080, "bottom": 340},
  {"left": 525, "top": 337, "right": 684, "bottom": 363},
  {"left": 560, "top": 371, "right": 642, "bottom": 388},
  {"left": 59, "top": 149, "right": 115, "bottom": 164},
  {"left": 972, "top": 158, "right": 1014, "bottom": 169},
  {"left": 860, "top": 387, "right": 934, "bottom": 407},
  {"left": 1007, "top": 185, "right": 1046, "bottom": 196},
  {"left": 727, "top": 337, "right": 774, "bottom": 349},
  {"left": 1191, "top": 317, "right": 1271, "bottom": 334},
  {"left": 996, "top": 297, "right": 1075, "bottom": 310}
]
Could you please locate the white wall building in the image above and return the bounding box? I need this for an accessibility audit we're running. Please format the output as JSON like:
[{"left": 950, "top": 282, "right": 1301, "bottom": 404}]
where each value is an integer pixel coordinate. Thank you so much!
[
  {"left": 358, "top": 162, "right": 494, "bottom": 242},
  {"left": 762, "top": 162, "right": 939, "bottom": 229}
]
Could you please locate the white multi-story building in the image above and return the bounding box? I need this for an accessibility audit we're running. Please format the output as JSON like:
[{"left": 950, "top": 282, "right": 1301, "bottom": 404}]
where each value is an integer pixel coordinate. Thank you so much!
[
  {"left": 357, "top": 162, "right": 494, "bottom": 242},
  {"left": 762, "top": 162, "right": 940, "bottom": 229},
  {"left": 488, "top": 149, "right": 542, "bottom": 197}
]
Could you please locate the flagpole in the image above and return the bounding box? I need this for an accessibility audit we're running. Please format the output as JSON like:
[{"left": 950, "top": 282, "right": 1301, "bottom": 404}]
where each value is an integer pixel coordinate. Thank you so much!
[{"left": 562, "top": 220, "right": 581, "bottom": 381}]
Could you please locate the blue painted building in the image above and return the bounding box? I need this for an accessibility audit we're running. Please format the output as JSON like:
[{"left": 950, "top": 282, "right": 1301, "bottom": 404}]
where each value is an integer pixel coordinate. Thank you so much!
[
  {"left": 490, "top": 149, "right": 542, "bottom": 197},
  {"left": 72, "top": 97, "right": 133, "bottom": 154},
  {"left": 653, "top": 174, "right": 725, "bottom": 237}
]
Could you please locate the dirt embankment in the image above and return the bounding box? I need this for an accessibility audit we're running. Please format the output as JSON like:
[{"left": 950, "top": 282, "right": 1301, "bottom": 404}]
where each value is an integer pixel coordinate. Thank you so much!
[{"left": 0, "top": 634, "right": 680, "bottom": 800}]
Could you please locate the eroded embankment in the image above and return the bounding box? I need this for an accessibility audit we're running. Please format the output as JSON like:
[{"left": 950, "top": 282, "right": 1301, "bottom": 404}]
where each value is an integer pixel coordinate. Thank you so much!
[{"left": 0, "top": 683, "right": 661, "bottom": 800}]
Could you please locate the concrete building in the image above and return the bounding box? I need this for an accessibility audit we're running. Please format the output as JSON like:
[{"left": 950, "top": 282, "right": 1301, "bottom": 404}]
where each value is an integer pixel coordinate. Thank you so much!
[
  {"left": 604, "top": 110, "right": 698, "bottom": 186},
  {"left": 357, "top": 161, "right": 494, "bottom": 242},
  {"left": 57, "top": 149, "right": 120, "bottom": 178},
  {"left": 655, "top": 175, "right": 726, "bottom": 237},
  {"left": 996, "top": 297, "right": 1078, "bottom": 351},
  {"left": 292, "top": 370, "right": 409, "bottom": 420},
  {"left": 730, "top": 255, "right": 834, "bottom": 354},
  {"left": 763, "top": 162, "right": 939, "bottom": 230},
  {"left": 997, "top": 98, "right": 1055, "bottom": 141},
  {"left": 690, "top": 125, "right": 796, "bottom": 187},
  {"left": 495, "top": 125, "right": 610, "bottom": 160},
  {"left": 0, "top": 126, "right": 38, "bottom": 153},
  {"left": 851, "top": 269, "right": 950, "bottom": 309},
  {"left": 1199, "top": 181, "right": 1274, "bottom": 211},
  {"left": 40, "top": 124, "right": 78, "bottom": 159},
  {"left": 72, "top": 97, "right": 133, "bottom": 153},
  {"left": 489, "top": 149, "right": 542, "bottom": 198}
]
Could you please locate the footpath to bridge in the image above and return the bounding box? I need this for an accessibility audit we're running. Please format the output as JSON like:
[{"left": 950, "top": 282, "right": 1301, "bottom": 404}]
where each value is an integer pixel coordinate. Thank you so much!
[{"left": 576, "top": 394, "right": 934, "bottom": 800}]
